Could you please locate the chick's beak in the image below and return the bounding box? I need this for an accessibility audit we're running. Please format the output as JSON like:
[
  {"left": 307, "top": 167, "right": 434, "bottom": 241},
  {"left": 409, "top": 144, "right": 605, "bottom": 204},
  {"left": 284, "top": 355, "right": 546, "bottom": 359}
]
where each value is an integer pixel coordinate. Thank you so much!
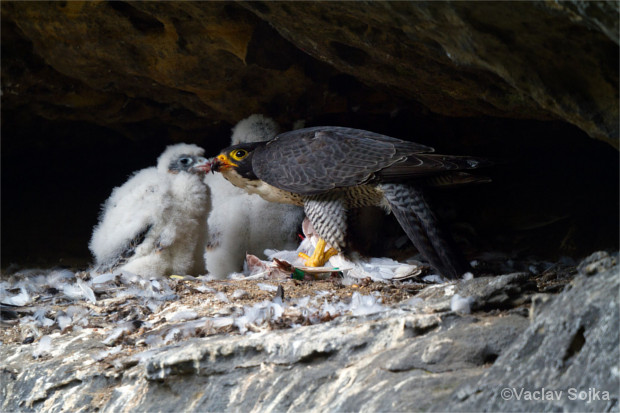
[{"left": 193, "top": 157, "right": 211, "bottom": 173}]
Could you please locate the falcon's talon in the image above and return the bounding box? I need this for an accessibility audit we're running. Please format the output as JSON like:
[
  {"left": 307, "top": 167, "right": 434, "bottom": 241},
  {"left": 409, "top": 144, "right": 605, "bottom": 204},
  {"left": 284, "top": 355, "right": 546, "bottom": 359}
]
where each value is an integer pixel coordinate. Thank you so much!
[
  {"left": 303, "top": 238, "right": 337, "bottom": 267},
  {"left": 324, "top": 247, "right": 338, "bottom": 261}
]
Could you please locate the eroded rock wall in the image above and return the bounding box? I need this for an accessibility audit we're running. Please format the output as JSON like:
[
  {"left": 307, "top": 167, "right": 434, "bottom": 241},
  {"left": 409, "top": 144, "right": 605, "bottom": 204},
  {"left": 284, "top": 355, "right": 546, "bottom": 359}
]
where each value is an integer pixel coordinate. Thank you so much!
[{"left": 3, "top": 1, "right": 618, "bottom": 142}]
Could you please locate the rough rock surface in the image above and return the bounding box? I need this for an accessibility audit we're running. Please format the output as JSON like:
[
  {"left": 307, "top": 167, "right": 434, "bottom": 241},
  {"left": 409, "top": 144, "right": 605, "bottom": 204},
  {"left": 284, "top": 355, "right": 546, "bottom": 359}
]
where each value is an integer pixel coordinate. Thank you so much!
[
  {"left": 441, "top": 256, "right": 620, "bottom": 412},
  {"left": 1, "top": 253, "right": 617, "bottom": 412},
  {"left": 244, "top": 1, "right": 619, "bottom": 144},
  {"left": 2, "top": 1, "right": 617, "bottom": 143}
]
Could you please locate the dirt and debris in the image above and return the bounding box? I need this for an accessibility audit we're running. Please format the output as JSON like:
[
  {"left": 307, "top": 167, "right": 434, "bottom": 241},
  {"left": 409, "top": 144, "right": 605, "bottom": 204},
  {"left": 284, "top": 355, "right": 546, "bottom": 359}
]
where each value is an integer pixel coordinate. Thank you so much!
[
  {"left": 0, "top": 272, "right": 420, "bottom": 348},
  {"left": 1, "top": 251, "right": 616, "bottom": 413},
  {"left": 0, "top": 253, "right": 586, "bottom": 359}
]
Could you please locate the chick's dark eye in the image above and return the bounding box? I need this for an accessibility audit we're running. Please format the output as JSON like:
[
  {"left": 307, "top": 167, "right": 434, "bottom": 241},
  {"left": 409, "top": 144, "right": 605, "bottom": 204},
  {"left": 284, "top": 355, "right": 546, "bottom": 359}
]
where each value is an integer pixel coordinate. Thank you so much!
[{"left": 179, "top": 157, "right": 191, "bottom": 165}]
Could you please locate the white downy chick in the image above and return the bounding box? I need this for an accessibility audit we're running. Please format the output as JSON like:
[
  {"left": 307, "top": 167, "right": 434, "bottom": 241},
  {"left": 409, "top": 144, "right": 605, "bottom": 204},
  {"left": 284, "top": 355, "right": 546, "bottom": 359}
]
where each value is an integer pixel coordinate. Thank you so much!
[
  {"left": 205, "top": 114, "right": 304, "bottom": 278},
  {"left": 90, "top": 143, "right": 211, "bottom": 278}
]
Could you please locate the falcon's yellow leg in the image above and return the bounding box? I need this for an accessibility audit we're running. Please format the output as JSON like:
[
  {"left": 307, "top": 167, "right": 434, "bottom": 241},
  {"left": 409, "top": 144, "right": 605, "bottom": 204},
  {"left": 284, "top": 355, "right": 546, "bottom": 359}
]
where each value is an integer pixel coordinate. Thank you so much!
[{"left": 299, "top": 238, "right": 338, "bottom": 267}]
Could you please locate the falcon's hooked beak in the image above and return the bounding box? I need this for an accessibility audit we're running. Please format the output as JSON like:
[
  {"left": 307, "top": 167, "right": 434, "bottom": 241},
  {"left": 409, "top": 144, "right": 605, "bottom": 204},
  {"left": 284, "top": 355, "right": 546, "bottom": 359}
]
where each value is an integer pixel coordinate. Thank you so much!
[{"left": 209, "top": 154, "right": 236, "bottom": 173}]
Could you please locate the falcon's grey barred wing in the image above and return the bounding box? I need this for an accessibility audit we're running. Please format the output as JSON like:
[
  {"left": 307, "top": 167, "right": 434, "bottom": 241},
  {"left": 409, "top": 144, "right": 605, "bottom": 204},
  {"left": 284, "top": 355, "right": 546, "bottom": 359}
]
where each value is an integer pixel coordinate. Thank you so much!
[
  {"left": 380, "top": 183, "right": 469, "bottom": 279},
  {"left": 376, "top": 154, "right": 492, "bottom": 181},
  {"left": 252, "top": 127, "right": 435, "bottom": 195},
  {"left": 425, "top": 172, "right": 492, "bottom": 187}
]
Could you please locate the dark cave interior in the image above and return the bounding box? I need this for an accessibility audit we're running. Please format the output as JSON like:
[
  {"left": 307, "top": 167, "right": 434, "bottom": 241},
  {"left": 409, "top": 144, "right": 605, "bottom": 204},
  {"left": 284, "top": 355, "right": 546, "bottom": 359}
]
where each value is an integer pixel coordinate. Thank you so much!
[
  {"left": 2, "top": 108, "right": 617, "bottom": 270},
  {"left": 1, "top": 1, "right": 618, "bottom": 272}
]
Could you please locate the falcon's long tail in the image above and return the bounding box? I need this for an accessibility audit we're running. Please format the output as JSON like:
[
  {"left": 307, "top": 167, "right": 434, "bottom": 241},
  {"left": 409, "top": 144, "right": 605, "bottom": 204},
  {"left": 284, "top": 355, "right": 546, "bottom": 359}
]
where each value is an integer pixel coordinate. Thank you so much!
[{"left": 380, "top": 183, "right": 469, "bottom": 279}]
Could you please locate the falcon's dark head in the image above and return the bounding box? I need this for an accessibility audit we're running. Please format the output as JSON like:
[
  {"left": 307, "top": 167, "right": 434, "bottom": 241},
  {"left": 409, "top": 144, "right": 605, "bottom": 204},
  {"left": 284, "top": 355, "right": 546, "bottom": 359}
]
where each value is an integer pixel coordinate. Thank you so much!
[
  {"left": 210, "top": 141, "right": 264, "bottom": 180},
  {"left": 168, "top": 154, "right": 210, "bottom": 174}
]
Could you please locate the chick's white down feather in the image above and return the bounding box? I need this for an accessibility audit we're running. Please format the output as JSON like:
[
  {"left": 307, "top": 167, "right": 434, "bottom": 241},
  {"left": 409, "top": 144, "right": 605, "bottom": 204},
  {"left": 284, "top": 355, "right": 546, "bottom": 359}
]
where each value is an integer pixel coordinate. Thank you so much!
[
  {"left": 205, "top": 114, "right": 304, "bottom": 278},
  {"left": 90, "top": 143, "right": 211, "bottom": 277}
]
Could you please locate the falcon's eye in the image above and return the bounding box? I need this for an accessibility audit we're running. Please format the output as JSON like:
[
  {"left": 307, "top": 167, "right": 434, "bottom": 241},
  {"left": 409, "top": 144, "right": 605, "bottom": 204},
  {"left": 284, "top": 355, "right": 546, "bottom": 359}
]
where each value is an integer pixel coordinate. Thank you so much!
[
  {"left": 179, "top": 157, "right": 192, "bottom": 165},
  {"left": 230, "top": 149, "right": 249, "bottom": 161}
]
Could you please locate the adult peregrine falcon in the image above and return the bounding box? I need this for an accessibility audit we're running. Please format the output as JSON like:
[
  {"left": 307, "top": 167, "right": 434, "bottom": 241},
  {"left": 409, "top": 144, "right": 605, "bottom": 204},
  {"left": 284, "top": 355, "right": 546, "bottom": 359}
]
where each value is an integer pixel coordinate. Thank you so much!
[{"left": 210, "top": 126, "right": 487, "bottom": 279}]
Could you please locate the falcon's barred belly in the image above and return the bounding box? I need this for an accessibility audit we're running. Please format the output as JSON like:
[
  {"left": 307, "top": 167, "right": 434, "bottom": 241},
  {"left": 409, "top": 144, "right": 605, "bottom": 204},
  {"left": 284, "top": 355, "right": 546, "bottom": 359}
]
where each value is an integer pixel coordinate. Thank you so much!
[{"left": 210, "top": 126, "right": 488, "bottom": 279}]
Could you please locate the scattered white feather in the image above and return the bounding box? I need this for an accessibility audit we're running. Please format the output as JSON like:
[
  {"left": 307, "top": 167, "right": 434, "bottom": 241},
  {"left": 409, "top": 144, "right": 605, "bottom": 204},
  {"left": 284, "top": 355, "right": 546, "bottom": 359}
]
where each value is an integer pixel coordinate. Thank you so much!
[
  {"left": 230, "top": 289, "right": 392, "bottom": 334},
  {"left": 94, "top": 345, "right": 122, "bottom": 362},
  {"left": 1, "top": 287, "right": 31, "bottom": 306},
  {"left": 294, "top": 296, "right": 310, "bottom": 307},
  {"left": 33, "top": 309, "right": 55, "bottom": 327},
  {"left": 462, "top": 272, "right": 474, "bottom": 281},
  {"left": 57, "top": 313, "right": 73, "bottom": 331},
  {"left": 320, "top": 299, "right": 349, "bottom": 318},
  {"left": 119, "top": 271, "right": 141, "bottom": 285},
  {"left": 257, "top": 283, "right": 278, "bottom": 292},
  {"left": 90, "top": 143, "right": 211, "bottom": 278},
  {"left": 214, "top": 292, "right": 230, "bottom": 303},
  {"left": 92, "top": 273, "right": 117, "bottom": 284},
  {"left": 423, "top": 274, "right": 445, "bottom": 283},
  {"left": 195, "top": 285, "right": 216, "bottom": 293},
  {"left": 42, "top": 270, "right": 75, "bottom": 287},
  {"left": 77, "top": 279, "right": 96, "bottom": 304},
  {"left": 62, "top": 283, "right": 89, "bottom": 302},
  {"left": 211, "top": 317, "right": 234, "bottom": 328},
  {"left": 228, "top": 272, "right": 247, "bottom": 281},
  {"left": 350, "top": 292, "right": 387, "bottom": 316},
  {"left": 234, "top": 299, "right": 284, "bottom": 334},
  {"left": 166, "top": 310, "right": 198, "bottom": 322},
  {"left": 150, "top": 280, "right": 162, "bottom": 291},
  {"left": 265, "top": 249, "right": 305, "bottom": 267},
  {"left": 231, "top": 289, "right": 249, "bottom": 299},
  {"left": 66, "top": 306, "right": 90, "bottom": 327},
  {"left": 33, "top": 335, "right": 52, "bottom": 358},
  {"left": 450, "top": 294, "right": 474, "bottom": 314},
  {"left": 114, "top": 275, "right": 176, "bottom": 302}
]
